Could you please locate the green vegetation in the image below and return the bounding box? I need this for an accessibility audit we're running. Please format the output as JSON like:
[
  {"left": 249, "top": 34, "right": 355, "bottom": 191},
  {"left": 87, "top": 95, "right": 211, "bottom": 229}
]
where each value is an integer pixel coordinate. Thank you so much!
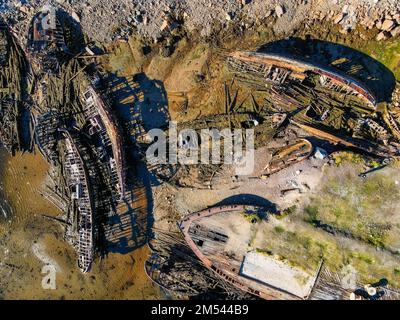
[
  {"left": 276, "top": 205, "right": 297, "bottom": 220},
  {"left": 360, "top": 39, "right": 400, "bottom": 80},
  {"left": 304, "top": 169, "right": 399, "bottom": 249},
  {"left": 190, "top": 44, "right": 207, "bottom": 61},
  {"left": 256, "top": 222, "right": 400, "bottom": 286},
  {"left": 304, "top": 204, "right": 319, "bottom": 223},
  {"left": 242, "top": 209, "right": 268, "bottom": 224},
  {"left": 255, "top": 248, "right": 273, "bottom": 256},
  {"left": 254, "top": 166, "right": 400, "bottom": 287},
  {"left": 332, "top": 151, "right": 365, "bottom": 166},
  {"left": 258, "top": 228, "right": 326, "bottom": 271},
  {"left": 273, "top": 225, "right": 285, "bottom": 234},
  {"left": 242, "top": 211, "right": 261, "bottom": 224}
]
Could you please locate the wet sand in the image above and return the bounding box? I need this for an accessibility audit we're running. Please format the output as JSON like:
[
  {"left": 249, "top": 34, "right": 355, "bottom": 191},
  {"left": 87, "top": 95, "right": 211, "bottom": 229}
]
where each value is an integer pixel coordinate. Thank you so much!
[{"left": 0, "top": 147, "right": 161, "bottom": 299}]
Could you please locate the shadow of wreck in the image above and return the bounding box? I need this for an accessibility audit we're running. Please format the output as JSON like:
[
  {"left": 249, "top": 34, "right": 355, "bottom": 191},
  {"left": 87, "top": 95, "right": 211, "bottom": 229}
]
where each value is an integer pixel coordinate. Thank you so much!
[{"left": 99, "top": 71, "right": 171, "bottom": 255}]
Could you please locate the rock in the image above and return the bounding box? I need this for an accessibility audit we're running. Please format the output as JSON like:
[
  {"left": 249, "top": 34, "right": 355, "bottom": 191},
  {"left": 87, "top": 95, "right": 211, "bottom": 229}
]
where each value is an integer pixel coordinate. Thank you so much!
[
  {"left": 391, "top": 26, "right": 400, "bottom": 37},
  {"left": 226, "top": 12, "right": 233, "bottom": 21},
  {"left": 194, "top": 73, "right": 205, "bottom": 82},
  {"left": 160, "top": 19, "right": 169, "bottom": 31},
  {"left": 333, "top": 13, "right": 344, "bottom": 24},
  {"left": 160, "top": 45, "right": 174, "bottom": 57},
  {"left": 71, "top": 11, "right": 80, "bottom": 23},
  {"left": 18, "top": 5, "right": 30, "bottom": 15},
  {"left": 376, "top": 31, "right": 387, "bottom": 41},
  {"left": 381, "top": 19, "right": 395, "bottom": 31},
  {"left": 314, "top": 147, "right": 328, "bottom": 159},
  {"left": 275, "top": 5, "right": 285, "bottom": 18}
]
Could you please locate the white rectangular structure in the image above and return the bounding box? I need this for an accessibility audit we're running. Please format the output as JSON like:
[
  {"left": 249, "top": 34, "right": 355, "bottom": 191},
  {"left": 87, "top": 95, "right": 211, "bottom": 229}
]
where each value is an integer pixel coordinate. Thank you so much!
[{"left": 240, "top": 251, "right": 316, "bottom": 299}]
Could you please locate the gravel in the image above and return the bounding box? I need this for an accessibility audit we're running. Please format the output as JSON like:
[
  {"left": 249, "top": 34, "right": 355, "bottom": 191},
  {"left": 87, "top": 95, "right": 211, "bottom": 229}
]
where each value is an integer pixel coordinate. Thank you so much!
[{"left": 1, "top": 0, "right": 400, "bottom": 43}]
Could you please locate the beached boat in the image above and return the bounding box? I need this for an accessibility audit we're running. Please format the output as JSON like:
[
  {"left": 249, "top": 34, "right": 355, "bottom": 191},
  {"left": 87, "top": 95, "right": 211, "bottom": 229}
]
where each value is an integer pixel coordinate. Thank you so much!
[
  {"left": 27, "top": 5, "right": 69, "bottom": 74},
  {"left": 0, "top": 19, "right": 26, "bottom": 154},
  {"left": 179, "top": 205, "right": 320, "bottom": 300},
  {"left": 227, "top": 51, "right": 376, "bottom": 110},
  {"left": 61, "top": 130, "right": 95, "bottom": 273},
  {"left": 81, "top": 84, "right": 126, "bottom": 199}
]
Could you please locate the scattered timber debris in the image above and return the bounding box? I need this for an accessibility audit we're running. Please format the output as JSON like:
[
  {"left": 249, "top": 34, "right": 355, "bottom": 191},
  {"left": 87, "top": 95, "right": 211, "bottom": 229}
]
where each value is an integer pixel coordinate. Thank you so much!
[
  {"left": 0, "top": 18, "right": 29, "bottom": 154},
  {"left": 227, "top": 51, "right": 376, "bottom": 110},
  {"left": 25, "top": 5, "right": 127, "bottom": 272},
  {"left": 227, "top": 50, "right": 400, "bottom": 159}
]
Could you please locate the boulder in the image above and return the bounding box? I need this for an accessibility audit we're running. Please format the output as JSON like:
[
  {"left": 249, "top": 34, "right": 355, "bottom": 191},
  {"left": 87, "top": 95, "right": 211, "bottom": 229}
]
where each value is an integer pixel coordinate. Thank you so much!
[
  {"left": 71, "top": 11, "right": 80, "bottom": 23},
  {"left": 314, "top": 147, "right": 328, "bottom": 160},
  {"left": 275, "top": 5, "right": 285, "bottom": 18},
  {"left": 391, "top": 26, "right": 400, "bottom": 37},
  {"left": 226, "top": 12, "right": 233, "bottom": 21},
  {"left": 376, "top": 31, "right": 387, "bottom": 41},
  {"left": 381, "top": 19, "right": 395, "bottom": 31},
  {"left": 160, "top": 19, "right": 169, "bottom": 31},
  {"left": 333, "top": 13, "right": 344, "bottom": 24}
]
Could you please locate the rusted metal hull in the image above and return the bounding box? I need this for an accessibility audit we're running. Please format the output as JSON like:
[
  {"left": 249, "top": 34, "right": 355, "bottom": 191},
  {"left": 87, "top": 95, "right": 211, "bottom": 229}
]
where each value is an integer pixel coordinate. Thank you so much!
[{"left": 179, "top": 205, "right": 301, "bottom": 300}]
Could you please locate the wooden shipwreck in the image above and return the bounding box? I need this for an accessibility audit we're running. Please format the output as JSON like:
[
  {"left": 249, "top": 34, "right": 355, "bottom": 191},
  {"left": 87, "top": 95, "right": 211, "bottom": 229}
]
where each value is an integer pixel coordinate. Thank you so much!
[
  {"left": 0, "top": 18, "right": 27, "bottom": 154},
  {"left": 81, "top": 83, "right": 126, "bottom": 199},
  {"left": 227, "top": 50, "right": 400, "bottom": 159},
  {"left": 61, "top": 129, "right": 95, "bottom": 273},
  {"left": 227, "top": 51, "right": 377, "bottom": 110},
  {"left": 27, "top": 4, "right": 68, "bottom": 74}
]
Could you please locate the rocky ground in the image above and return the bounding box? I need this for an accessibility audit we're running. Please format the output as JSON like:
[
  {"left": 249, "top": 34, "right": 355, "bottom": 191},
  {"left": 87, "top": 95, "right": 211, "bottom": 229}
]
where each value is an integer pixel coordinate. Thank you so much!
[{"left": 1, "top": 0, "right": 400, "bottom": 43}]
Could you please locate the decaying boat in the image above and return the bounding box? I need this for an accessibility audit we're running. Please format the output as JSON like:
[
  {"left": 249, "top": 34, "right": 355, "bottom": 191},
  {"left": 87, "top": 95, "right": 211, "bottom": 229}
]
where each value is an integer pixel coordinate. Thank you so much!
[
  {"left": 176, "top": 112, "right": 286, "bottom": 150},
  {"left": 179, "top": 205, "right": 321, "bottom": 300},
  {"left": 0, "top": 18, "right": 27, "bottom": 154},
  {"left": 227, "top": 51, "right": 377, "bottom": 110},
  {"left": 0, "top": 20, "right": 9, "bottom": 66},
  {"left": 263, "top": 138, "right": 313, "bottom": 176},
  {"left": 177, "top": 112, "right": 259, "bottom": 132},
  {"left": 61, "top": 129, "right": 95, "bottom": 273},
  {"left": 27, "top": 4, "right": 68, "bottom": 74},
  {"left": 35, "top": 110, "right": 60, "bottom": 163},
  {"left": 81, "top": 83, "right": 126, "bottom": 199},
  {"left": 291, "top": 107, "right": 398, "bottom": 158}
]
